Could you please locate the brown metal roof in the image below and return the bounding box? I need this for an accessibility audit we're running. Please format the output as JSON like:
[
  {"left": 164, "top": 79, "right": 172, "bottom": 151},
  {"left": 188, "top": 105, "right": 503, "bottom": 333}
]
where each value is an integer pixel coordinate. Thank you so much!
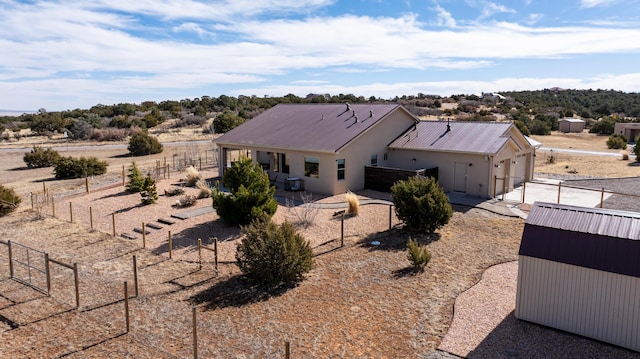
[
  {"left": 519, "top": 202, "right": 640, "bottom": 277},
  {"left": 388, "top": 120, "right": 517, "bottom": 155},
  {"left": 215, "top": 103, "right": 407, "bottom": 153}
]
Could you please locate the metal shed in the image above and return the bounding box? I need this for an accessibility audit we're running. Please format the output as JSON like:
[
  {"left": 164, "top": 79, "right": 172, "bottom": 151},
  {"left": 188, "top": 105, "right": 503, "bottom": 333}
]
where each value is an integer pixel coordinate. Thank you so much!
[
  {"left": 558, "top": 118, "right": 585, "bottom": 133},
  {"left": 515, "top": 202, "right": 640, "bottom": 352}
]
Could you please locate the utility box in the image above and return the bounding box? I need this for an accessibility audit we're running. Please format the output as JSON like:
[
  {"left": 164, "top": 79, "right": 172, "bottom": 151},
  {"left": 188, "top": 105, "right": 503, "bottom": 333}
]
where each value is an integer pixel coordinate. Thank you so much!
[{"left": 285, "top": 177, "right": 304, "bottom": 191}]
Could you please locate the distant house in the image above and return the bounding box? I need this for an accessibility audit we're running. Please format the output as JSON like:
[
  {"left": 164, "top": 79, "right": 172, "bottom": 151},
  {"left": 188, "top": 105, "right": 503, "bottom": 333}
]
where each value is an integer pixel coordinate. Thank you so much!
[
  {"left": 614, "top": 122, "right": 640, "bottom": 142},
  {"left": 558, "top": 118, "right": 585, "bottom": 133},
  {"left": 516, "top": 202, "right": 640, "bottom": 352},
  {"left": 215, "top": 104, "right": 536, "bottom": 197}
]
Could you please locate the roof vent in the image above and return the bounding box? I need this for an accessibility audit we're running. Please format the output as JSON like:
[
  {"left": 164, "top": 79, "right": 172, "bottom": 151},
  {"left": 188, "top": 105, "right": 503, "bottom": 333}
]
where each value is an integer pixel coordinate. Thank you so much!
[
  {"left": 354, "top": 115, "right": 358, "bottom": 123},
  {"left": 346, "top": 103, "right": 350, "bottom": 111},
  {"left": 369, "top": 110, "right": 373, "bottom": 117},
  {"left": 446, "top": 119, "right": 451, "bottom": 132}
]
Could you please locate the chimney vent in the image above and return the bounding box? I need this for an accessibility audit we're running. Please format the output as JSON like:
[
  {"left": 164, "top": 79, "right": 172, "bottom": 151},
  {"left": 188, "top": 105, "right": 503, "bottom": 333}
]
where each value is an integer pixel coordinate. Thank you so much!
[{"left": 346, "top": 103, "right": 350, "bottom": 111}]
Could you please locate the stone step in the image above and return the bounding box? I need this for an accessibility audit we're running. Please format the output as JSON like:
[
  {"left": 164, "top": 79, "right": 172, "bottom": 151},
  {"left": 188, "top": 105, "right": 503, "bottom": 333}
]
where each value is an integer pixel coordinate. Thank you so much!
[
  {"left": 133, "top": 227, "right": 151, "bottom": 235},
  {"left": 121, "top": 233, "right": 136, "bottom": 240},
  {"left": 146, "top": 223, "right": 163, "bottom": 230},
  {"left": 158, "top": 218, "right": 176, "bottom": 225}
]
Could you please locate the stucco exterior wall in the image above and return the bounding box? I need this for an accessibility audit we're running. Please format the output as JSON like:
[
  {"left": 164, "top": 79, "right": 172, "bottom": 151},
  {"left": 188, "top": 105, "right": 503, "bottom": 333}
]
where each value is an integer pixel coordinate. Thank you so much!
[{"left": 516, "top": 255, "right": 640, "bottom": 352}]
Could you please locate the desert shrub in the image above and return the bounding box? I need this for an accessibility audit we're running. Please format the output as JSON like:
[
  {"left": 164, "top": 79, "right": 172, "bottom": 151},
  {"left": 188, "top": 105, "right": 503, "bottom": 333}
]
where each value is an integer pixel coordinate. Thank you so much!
[
  {"left": 126, "top": 161, "right": 145, "bottom": 193},
  {"left": 286, "top": 191, "right": 320, "bottom": 229},
  {"left": 68, "top": 120, "right": 94, "bottom": 140},
  {"left": 391, "top": 176, "right": 452, "bottom": 234},
  {"left": 0, "top": 184, "right": 21, "bottom": 217},
  {"left": 345, "top": 190, "right": 359, "bottom": 215},
  {"left": 177, "top": 194, "right": 197, "bottom": 208},
  {"left": 140, "top": 175, "right": 158, "bottom": 204},
  {"left": 53, "top": 156, "right": 108, "bottom": 179},
  {"left": 236, "top": 217, "right": 313, "bottom": 287},
  {"left": 185, "top": 166, "right": 201, "bottom": 186},
  {"left": 607, "top": 134, "right": 627, "bottom": 149},
  {"left": 407, "top": 238, "right": 431, "bottom": 270},
  {"left": 23, "top": 146, "right": 61, "bottom": 168},
  {"left": 213, "top": 110, "right": 245, "bottom": 133},
  {"left": 621, "top": 151, "right": 630, "bottom": 161},
  {"left": 165, "top": 187, "right": 185, "bottom": 196},
  {"left": 529, "top": 119, "right": 551, "bottom": 135},
  {"left": 128, "top": 131, "right": 163, "bottom": 156},
  {"left": 196, "top": 179, "right": 211, "bottom": 199},
  {"left": 90, "top": 127, "right": 127, "bottom": 141},
  {"left": 214, "top": 157, "right": 277, "bottom": 226}
]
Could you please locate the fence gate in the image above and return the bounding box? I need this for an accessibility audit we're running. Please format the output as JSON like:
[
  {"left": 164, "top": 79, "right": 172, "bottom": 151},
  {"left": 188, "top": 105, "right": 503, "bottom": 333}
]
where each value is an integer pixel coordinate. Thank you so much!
[{"left": 8, "top": 240, "right": 50, "bottom": 295}]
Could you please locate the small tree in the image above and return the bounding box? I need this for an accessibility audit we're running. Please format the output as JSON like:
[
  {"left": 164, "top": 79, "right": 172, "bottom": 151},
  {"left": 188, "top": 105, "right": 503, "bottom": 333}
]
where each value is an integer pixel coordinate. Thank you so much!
[
  {"left": 23, "top": 146, "right": 60, "bottom": 168},
  {"left": 0, "top": 184, "right": 21, "bottom": 217},
  {"left": 54, "top": 156, "right": 108, "bottom": 179},
  {"left": 128, "top": 131, "right": 163, "bottom": 156},
  {"left": 391, "top": 176, "right": 452, "bottom": 234},
  {"left": 236, "top": 217, "right": 313, "bottom": 287},
  {"left": 214, "top": 157, "right": 277, "bottom": 225},
  {"left": 140, "top": 175, "right": 158, "bottom": 204},
  {"left": 633, "top": 137, "right": 640, "bottom": 161},
  {"left": 607, "top": 134, "right": 627, "bottom": 149},
  {"left": 407, "top": 238, "right": 431, "bottom": 270},
  {"left": 126, "top": 161, "right": 145, "bottom": 193}
]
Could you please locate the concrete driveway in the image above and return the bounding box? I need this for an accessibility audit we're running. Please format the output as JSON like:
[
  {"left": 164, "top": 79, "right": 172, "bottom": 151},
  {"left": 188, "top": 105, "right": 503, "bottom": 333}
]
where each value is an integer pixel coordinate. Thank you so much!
[{"left": 502, "top": 178, "right": 612, "bottom": 208}]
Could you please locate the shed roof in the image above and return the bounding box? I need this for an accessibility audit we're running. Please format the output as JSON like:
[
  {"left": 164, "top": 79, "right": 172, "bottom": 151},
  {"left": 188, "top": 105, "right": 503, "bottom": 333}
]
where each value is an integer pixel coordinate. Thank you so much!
[
  {"left": 519, "top": 202, "right": 640, "bottom": 277},
  {"left": 387, "top": 120, "right": 520, "bottom": 155},
  {"left": 215, "top": 103, "right": 409, "bottom": 153},
  {"left": 559, "top": 118, "right": 585, "bottom": 123}
]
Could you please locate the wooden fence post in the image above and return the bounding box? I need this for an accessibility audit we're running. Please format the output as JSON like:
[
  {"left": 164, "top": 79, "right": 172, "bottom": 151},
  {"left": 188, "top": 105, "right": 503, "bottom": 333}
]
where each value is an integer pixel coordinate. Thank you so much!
[
  {"left": 198, "top": 239, "right": 202, "bottom": 270},
  {"left": 522, "top": 181, "right": 527, "bottom": 203},
  {"left": 124, "top": 282, "right": 130, "bottom": 333},
  {"left": 45, "top": 253, "right": 51, "bottom": 295},
  {"left": 557, "top": 182, "right": 562, "bottom": 204},
  {"left": 285, "top": 341, "right": 290, "bottom": 359},
  {"left": 388, "top": 205, "right": 392, "bottom": 230},
  {"left": 214, "top": 237, "right": 218, "bottom": 275},
  {"left": 122, "top": 165, "right": 125, "bottom": 186},
  {"left": 73, "top": 263, "right": 80, "bottom": 309},
  {"left": 193, "top": 306, "right": 198, "bottom": 359},
  {"left": 340, "top": 213, "right": 345, "bottom": 247},
  {"left": 168, "top": 231, "right": 172, "bottom": 259},
  {"left": 52, "top": 200, "right": 55, "bottom": 218},
  {"left": 85, "top": 177, "right": 89, "bottom": 193},
  {"left": 600, "top": 188, "right": 605, "bottom": 208},
  {"left": 112, "top": 213, "right": 116, "bottom": 237},
  {"left": 69, "top": 202, "right": 73, "bottom": 223},
  {"left": 133, "top": 255, "right": 139, "bottom": 298},
  {"left": 89, "top": 206, "right": 93, "bottom": 230},
  {"left": 30, "top": 192, "right": 34, "bottom": 209},
  {"left": 7, "top": 240, "right": 13, "bottom": 278}
]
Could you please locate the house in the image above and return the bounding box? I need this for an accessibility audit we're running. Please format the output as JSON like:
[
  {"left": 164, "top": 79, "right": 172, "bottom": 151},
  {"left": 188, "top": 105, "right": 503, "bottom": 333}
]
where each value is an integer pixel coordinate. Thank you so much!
[
  {"left": 387, "top": 120, "right": 536, "bottom": 197},
  {"left": 215, "top": 103, "right": 417, "bottom": 195},
  {"left": 614, "top": 122, "right": 640, "bottom": 142},
  {"left": 558, "top": 118, "right": 585, "bottom": 133},
  {"left": 215, "top": 104, "right": 536, "bottom": 197},
  {"left": 516, "top": 202, "right": 640, "bottom": 352}
]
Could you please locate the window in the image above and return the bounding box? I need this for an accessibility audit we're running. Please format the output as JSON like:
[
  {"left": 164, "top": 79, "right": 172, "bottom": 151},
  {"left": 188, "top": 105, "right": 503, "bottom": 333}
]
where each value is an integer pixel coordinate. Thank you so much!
[
  {"left": 337, "top": 159, "right": 345, "bottom": 180},
  {"left": 383, "top": 152, "right": 388, "bottom": 161},
  {"left": 304, "top": 156, "right": 319, "bottom": 178},
  {"left": 273, "top": 153, "right": 279, "bottom": 172},
  {"left": 370, "top": 154, "right": 378, "bottom": 166}
]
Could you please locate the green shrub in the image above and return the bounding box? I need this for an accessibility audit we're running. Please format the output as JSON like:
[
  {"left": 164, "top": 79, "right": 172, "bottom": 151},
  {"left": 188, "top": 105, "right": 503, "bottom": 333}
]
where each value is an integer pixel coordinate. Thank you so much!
[
  {"left": 23, "top": 146, "right": 61, "bottom": 168},
  {"left": 0, "top": 185, "right": 21, "bottom": 217},
  {"left": 140, "top": 175, "right": 158, "bottom": 204},
  {"left": 236, "top": 217, "right": 313, "bottom": 287},
  {"left": 126, "top": 161, "right": 145, "bottom": 193},
  {"left": 607, "top": 134, "right": 627, "bottom": 149},
  {"left": 128, "top": 131, "right": 163, "bottom": 156},
  {"left": 407, "top": 238, "right": 431, "bottom": 270},
  {"left": 633, "top": 138, "right": 640, "bottom": 161},
  {"left": 53, "top": 156, "right": 108, "bottom": 179},
  {"left": 214, "top": 157, "right": 277, "bottom": 225},
  {"left": 391, "top": 176, "right": 452, "bottom": 234},
  {"left": 165, "top": 187, "right": 185, "bottom": 196}
]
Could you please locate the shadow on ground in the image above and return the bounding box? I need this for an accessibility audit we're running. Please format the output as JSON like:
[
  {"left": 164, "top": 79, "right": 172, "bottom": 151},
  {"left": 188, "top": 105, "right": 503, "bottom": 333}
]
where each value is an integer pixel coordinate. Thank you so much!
[
  {"left": 189, "top": 274, "right": 292, "bottom": 310},
  {"left": 464, "top": 312, "right": 639, "bottom": 358},
  {"left": 151, "top": 218, "right": 241, "bottom": 256}
]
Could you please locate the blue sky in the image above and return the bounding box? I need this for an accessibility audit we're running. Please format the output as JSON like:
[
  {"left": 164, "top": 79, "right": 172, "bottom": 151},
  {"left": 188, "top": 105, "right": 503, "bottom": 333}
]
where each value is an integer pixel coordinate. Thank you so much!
[{"left": 1, "top": 0, "right": 639, "bottom": 111}]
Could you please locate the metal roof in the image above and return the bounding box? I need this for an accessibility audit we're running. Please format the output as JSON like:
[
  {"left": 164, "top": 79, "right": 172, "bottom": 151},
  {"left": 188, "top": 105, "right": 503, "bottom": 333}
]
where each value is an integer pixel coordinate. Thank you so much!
[
  {"left": 519, "top": 202, "right": 640, "bottom": 277},
  {"left": 387, "top": 120, "right": 517, "bottom": 155},
  {"left": 559, "top": 118, "right": 585, "bottom": 123},
  {"left": 215, "top": 103, "right": 407, "bottom": 153}
]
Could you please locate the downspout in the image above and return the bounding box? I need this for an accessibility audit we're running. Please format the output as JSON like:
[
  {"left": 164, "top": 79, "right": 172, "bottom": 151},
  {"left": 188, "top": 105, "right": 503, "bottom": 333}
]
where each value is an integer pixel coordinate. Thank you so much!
[{"left": 488, "top": 155, "right": 494, "bottom": 198}]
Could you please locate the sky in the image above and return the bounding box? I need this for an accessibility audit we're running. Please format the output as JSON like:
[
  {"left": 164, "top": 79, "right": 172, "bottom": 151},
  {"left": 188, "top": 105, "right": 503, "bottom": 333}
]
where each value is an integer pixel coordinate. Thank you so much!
[{"left": 1, "top": 0, "right": 640, "bottom": 112}]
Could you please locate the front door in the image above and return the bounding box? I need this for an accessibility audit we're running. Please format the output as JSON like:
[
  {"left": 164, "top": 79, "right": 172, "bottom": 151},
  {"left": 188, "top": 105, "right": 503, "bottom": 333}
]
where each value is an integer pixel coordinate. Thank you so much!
[{"left": 454, "top": 162, "right": 467, "bottom": 193}]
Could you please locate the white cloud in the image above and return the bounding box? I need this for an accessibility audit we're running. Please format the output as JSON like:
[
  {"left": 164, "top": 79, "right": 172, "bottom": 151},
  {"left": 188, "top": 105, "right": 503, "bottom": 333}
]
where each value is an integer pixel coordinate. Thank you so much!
[
  {"left": 477, "top": 1, "right": 516, "bottom": 20},
  {"left": 581, "top": 0, "right": 619, "bottom": 8},
  {"left": 433, "top": 5, "right": 457, "bottom": 27}
]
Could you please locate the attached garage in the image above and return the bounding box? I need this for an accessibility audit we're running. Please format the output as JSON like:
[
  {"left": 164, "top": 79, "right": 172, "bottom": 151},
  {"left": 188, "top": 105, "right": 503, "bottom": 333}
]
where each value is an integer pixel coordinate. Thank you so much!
[{"left": 516, "top": 202, "right": 640, "bottom": 352}]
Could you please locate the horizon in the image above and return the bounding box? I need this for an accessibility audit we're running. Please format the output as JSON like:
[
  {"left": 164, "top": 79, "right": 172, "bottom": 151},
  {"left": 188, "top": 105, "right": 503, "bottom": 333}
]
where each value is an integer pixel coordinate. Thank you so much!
[{"left": 2, "top": 0, "right": 639, "bottom": 112}]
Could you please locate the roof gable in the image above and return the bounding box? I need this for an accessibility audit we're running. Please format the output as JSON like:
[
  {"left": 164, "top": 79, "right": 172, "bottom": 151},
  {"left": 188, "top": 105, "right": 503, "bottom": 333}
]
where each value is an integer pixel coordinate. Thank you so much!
[
  {"left": 519, "top": 202, "right": 640, "bottom": 277},
  {"left": 215, "top": 103, "right": 407, "bottom": 153},
  {"left": 388, "top": 120, "right": 526, "bottom": 155}
]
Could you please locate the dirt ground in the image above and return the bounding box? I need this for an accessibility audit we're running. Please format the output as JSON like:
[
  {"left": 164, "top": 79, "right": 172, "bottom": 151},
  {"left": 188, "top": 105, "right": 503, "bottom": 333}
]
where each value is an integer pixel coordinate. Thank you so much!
[{"left": 0, "top": 131, "right": 636, "bottom": 358}]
